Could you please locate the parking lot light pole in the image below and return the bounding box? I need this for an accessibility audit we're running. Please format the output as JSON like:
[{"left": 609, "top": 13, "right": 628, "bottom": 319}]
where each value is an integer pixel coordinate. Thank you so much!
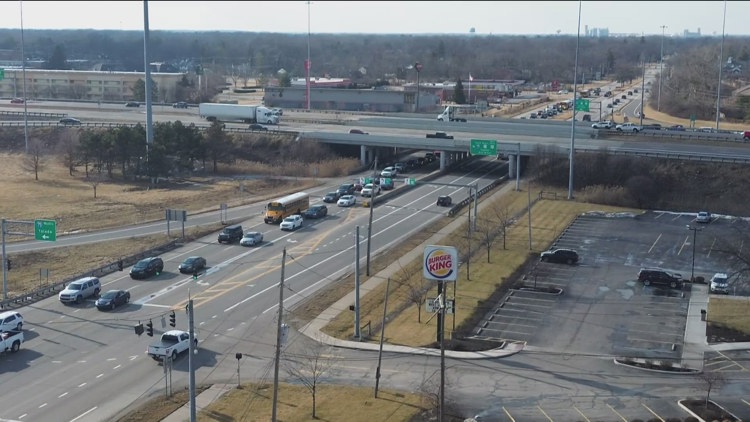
[{"left": 687, "top": 225, "right": 702, "bottom": 282}]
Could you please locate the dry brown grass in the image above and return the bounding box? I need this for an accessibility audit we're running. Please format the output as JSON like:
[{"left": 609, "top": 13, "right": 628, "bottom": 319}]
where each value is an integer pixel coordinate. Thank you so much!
[{"left": 194, "top": 383, "right": 429, "bottom": 422}]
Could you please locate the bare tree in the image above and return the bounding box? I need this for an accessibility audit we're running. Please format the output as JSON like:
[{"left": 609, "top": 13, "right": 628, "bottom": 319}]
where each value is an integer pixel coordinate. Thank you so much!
[
  {"left": 393, "top": 262, "right": 429, "bottom": 323},
  {"left": 283, "top": 340, "right": 338, "bottom": 419},
  {"left": 22, "top": 139, "right": 45, "bottom": 181},
  {"left": 697, "top": 371, "right": 726, "bottom": 408}
]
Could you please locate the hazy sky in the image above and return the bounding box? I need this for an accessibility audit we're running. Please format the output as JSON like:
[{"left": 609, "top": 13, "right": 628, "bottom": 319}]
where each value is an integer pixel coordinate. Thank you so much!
[{"left": 0, "top": 1, "right": 743, "bottom": 36}]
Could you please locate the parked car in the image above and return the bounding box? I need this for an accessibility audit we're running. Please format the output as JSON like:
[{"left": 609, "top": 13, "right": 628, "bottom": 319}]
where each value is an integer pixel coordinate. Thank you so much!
[
  {"left": 249, "top": 123, "right": 268, "bottom": 131},
  {"left": 436, "top": 195, "right": 452, "bottom": 207},
  {"left": 172, "top": 101, "right": 189, "bottom": 109},
  {"left": 59, "top": 276, "right": 101, "bottom": 304},
  {"left": 637, "top": 267, "right": 683, "bottom": 289},
  {"left": 0, "top": 311, "right": 23, "bottom": 332},
  {"left": 59, "top": 117, "right": 82, "bottom": 125},
  {"left": 240, "top": 231, "right": 264, "bottom": 246},
  {"left": 696, "top": 211, "right": 711, "bottom": 224},
  {"left": 130, "top": 257, "right": 164, "bottom": 279},
  {"left": 303, "top": 205, "right": 328, "bottom": 219},
  {"left": 125, "top": 101, "right": 140, "bottom": 107},
  {"left": 709, "top": 273, "right": 730, "bottom": 294},
  {"left": 337, "top": 195, "right": 356, "bottom": 207},
  {"left": 218, "top": 224, "right": 243, "bottom": 243},
  {"left": 280, "top": 214, "right": 303, "bottom": 231},
  {"left": 95, "top": 290, "right": 131, "bottom": 311},
  {"left": 178, "top": 256, "right": 207, "bottom": 274},
  {"left": 540, "top": 248, "right": 579, "bottom": 264},
  {"left": 349, "top": 129, "right": 368, "bottom": 135},
  {"left": 323, "top": 191, "right": 341, "bottom": 203},
  {"left": 591, "top": 121, "right": 614, "bottom": 129}
]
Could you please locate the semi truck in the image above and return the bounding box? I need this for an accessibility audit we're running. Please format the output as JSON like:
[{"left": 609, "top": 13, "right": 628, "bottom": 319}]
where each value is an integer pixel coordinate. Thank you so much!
[{"left": 198, "top": 103, "right": 280, "bottom": 125}]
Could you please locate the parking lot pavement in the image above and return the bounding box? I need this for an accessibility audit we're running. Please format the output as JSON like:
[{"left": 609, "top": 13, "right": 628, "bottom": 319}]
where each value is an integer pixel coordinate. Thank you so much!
[{"left": 473, "top": 212, "right": 719, "bottom": 361}]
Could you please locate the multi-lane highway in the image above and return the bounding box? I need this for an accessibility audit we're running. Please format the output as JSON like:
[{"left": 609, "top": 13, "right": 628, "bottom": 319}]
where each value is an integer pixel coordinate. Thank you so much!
[{"left": 0, "top": 158, "right": 502, "bottom": 422}]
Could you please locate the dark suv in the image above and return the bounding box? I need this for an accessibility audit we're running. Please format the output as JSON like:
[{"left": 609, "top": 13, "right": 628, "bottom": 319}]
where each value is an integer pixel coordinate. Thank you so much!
[
  {"left": 540, "top": 248, "right": 579, "bottom": 264},
  {"left": 129, "top": 257, "right": 164, "bottom": 280},
  {"left": 218, "top": 224, "right": 243, "bottom": 244},
  {"left": 637, "top": 268, "right": 683, "bottom": 289}
]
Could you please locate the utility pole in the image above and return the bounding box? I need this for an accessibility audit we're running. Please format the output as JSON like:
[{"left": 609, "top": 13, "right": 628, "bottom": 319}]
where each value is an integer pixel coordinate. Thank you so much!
[
  {"left": 272, "top": 248, "right": 286, "bottom": 422},
  {"left": 366, "top": 157, "right": 377, "bottom": 276},
  {"left": 188, "top": 296, "right": 196, "bottom": 422}
]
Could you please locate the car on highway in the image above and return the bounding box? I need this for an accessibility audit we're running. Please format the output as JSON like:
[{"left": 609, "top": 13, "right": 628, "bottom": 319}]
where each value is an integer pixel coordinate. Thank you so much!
[
  {"left": 172, "top": 101, "right": 189, "bottom": 109},
  {"left": 59, "top": 276, "right": 101, "bottom": 304},
  {"left": 125, "top": 101, "right": 140, "bottom": 107},
  {"left": 95, "top": 289, "right": 130, "bottom": 311},
  {"left": 337, "top": 195, "right": 356, "bottom": 207},
  {"left": 129, "top": 257, "right": 164, "bottom": 280},
  {"left": 249, "top": 123, "right": 268, "bottom": 131},
  {"left": 323, "top": 191, "right": 341, "bottom": 203},
  {"left": 178, "top": 256, "right": 207, "bottom": 274},
  {"left": 0, "top": 311, "right": 23, "bottom": 332},
  {"left": 615, "top": 122, "right": 641, "bottom": 133},
  {"left": 696, "top": 211, "right": 711, "bottom": 223},
  {"left": 303, "top": 205, "right": 328, "bottom": 219},
  {"left": 540, "top": 248, "right": 579, "bottom": 264},
  {"left": 436, "top": 195, "right": 452, "bottom": 207},
  {"left": 591, "top": 121, "right": 613, "bottom": 129},
  {"left": 360, "top": 183, "right": 381, "bottom": 197},
  {"left": 240, "top": 231, "right": 264, "bottom": 246},
  {"left": 59, "top": 117, "right": 82, "bottom": 126},
  {"left": 349, "top": 129, "right": 368, "bottom": 135},
  {"left": 637, "top": 267, "right": 683, "bottom": 289},
  {"left": 10, "top": 97, "right": 25, "bottom": 104},
  {"left": 280, "top": 214, "right": 303, "bottom": 231}
]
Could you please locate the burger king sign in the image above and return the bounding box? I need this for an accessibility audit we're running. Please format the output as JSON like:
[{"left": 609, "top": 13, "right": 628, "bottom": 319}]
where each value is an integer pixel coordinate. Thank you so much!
[{"left": 423, "top": 245, "right": 458, "bottom": 282}]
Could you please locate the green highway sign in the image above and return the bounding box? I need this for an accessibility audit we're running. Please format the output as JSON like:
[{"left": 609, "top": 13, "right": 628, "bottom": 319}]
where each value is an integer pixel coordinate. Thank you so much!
[
  {"left": 470, "top": 139, "right": 497, "bottom": 156},
  {"left": 34, "top": 219, "right": 56, "bottom": 242},
  {"left": 575, "top": 99, "right": 590, "bottom": 112}
]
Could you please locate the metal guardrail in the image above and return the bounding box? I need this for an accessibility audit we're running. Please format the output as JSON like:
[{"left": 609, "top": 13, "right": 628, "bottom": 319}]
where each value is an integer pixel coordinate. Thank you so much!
[{"left": 0, "top": 239, "right": 182, "bottom": 310}]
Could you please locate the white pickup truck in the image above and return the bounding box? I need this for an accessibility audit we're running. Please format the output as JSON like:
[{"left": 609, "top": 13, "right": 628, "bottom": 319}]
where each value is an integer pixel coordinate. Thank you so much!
[
  {"left": 0, "top": 330, "right": 24, "bottom": 353},
  {"left": 146, "top": 330, "right": 197, "bottom": 362}
]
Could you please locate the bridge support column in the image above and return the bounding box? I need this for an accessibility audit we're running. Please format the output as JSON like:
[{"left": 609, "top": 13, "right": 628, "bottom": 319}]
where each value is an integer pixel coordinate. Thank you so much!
[{"left": 360, "top": 145, "right": 368, "bottom": 166}]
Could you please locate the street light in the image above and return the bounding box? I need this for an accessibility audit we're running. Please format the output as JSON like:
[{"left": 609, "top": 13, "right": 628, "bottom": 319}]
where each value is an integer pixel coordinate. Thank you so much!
[
  {"left": 687, "top": 224, "right": 702, "bottom": 282},
  {"left": 414, "top": 62, "right": 422, "bottom": 112},
  {"left": 657, "top": 25, "right": 667, "bottom": 112}
]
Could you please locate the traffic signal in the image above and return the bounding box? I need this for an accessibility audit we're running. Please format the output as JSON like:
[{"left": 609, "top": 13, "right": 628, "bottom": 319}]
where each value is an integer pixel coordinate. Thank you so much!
[
  {"left": 169, "top": 311, "right": 176, "bottom": 327},
  {"left": 134, "top": 323, "right": 144, "bottom": 336},
  {"left": 117, "top": 260, "right": 123, "bottom": 271},
  {"left": 5, "top": 259, "right": 10, "bottom": 271},
  {"left": 146, "top": 320, "right": 154, "bottom": 337}
]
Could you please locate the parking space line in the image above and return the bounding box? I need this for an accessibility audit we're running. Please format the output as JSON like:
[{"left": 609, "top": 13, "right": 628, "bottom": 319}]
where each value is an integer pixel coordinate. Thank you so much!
[{"left": 606, "top": 403, "right": 629, "bottom": 422}]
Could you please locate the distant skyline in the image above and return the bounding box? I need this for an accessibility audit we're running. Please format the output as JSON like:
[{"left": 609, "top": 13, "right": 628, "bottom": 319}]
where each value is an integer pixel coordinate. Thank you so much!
[{"left": 0, "top": 1, "right": 743, "bottom": 37}]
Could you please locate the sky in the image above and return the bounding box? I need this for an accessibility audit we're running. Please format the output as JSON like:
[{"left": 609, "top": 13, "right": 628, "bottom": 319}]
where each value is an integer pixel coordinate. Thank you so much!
[{"left": 0, "top": 1, "right": 744, "bottom": 37}]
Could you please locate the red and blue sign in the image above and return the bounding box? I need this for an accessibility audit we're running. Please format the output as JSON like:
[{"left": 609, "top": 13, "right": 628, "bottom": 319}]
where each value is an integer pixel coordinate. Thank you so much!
[{"left": 423, "top": 245, "right": 458, "bottom": 282}]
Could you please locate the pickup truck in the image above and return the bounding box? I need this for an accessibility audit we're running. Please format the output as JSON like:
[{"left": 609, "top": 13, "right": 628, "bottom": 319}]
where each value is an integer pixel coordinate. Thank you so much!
[
  {"left": 147, "top": 330, "right": 197, "bottom": 362},
  {"left": 426, "top": 132, "right": 454, "bottom": 139},
  {"left": 0, "top": 330, "right": 24, "bottom": 353}
]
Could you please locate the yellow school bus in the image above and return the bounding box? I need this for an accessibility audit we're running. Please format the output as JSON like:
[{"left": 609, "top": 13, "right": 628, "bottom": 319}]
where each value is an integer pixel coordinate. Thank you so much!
[{"left": 264, "top": 192, "right": 310, "bottom": 224}]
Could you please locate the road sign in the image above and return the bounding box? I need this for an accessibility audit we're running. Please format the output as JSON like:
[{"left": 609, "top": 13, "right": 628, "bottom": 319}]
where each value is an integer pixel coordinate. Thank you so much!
[
  {"left": 405, "top": 178, "right": 417, "bottom": 186},
  {"left": 575, "top": 99, "right": 590, "bottom": 112},
  {"left": 470, "top": 139, "right": 497, "bottom": 156},
  {"left": 34, "top": 219, "right": 56, "bottom": 242}
]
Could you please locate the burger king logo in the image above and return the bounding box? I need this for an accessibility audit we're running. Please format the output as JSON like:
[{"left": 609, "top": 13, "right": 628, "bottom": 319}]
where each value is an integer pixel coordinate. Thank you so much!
[{"left": 423, "top": 245, "right": 458, "bottom": 281}]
